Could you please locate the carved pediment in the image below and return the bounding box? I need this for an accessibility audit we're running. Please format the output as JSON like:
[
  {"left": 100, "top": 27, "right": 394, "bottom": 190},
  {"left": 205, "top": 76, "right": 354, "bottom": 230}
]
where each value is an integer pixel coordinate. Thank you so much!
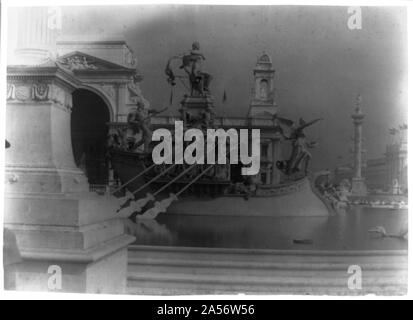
[{"left": 57, "top": 51, "right": 134, "bottom": 73}]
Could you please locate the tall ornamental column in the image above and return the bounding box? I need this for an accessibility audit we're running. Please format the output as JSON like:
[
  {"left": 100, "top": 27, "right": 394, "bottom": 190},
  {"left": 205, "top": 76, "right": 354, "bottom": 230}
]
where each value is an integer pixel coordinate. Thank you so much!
[{"left": 351, "top": 95, "right": 367, "bottom": 196}]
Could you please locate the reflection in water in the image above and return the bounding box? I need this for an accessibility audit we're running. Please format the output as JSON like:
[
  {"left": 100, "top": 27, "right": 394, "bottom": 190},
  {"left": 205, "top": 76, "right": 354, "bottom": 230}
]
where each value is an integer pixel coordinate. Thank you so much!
[
  {"left": 124, "top": 218, "right": 175, "bottom": 245},
  {"left": 127, "top": 207, "right": 408, "bottom": 251}
]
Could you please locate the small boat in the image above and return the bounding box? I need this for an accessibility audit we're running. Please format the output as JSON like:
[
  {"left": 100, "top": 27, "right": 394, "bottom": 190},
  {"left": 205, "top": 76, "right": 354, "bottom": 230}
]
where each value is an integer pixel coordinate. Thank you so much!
[{"left": 293, "top": 239, "right": 314, "bottom": 245}]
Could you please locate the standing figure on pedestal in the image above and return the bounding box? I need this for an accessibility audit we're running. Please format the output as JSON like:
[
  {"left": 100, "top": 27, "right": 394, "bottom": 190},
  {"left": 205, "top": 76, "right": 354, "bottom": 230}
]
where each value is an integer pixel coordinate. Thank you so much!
[
  {"left": 165, "top": 41, "right": 212, "bottom": 96},
  {"left": 277, "top": 117, "right": 322, "bottom": 176},
  {"left": 126, "top": 99, "right": 168, "bottom": 152},
  {"left": 288, "top": 132, "right": 316, "bottom": 175}
]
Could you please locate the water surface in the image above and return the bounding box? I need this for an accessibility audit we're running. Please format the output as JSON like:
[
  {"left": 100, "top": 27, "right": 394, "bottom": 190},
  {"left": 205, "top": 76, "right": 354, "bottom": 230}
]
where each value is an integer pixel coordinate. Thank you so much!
[{"left": 125, "top": 207, "right": 408, "bottom": 251}]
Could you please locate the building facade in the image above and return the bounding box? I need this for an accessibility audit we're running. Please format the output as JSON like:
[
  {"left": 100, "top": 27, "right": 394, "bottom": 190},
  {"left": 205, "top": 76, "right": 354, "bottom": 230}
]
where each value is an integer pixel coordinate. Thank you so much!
[{"left": 334, "top": 128, "right": 408, "bottom": 194}]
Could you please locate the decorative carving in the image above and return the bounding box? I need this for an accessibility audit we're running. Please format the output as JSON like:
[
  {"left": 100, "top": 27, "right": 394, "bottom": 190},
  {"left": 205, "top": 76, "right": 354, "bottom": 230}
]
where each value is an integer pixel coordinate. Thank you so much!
[
  {"left": 257, "top": 179, "right": 306, "bottom": 196},
  {"left": 279, "top": 117, "right": 322, "bottom": 176},
  {"left": 14, "top": 86, "right": 31, "bottom": 101},
  {"left": 59, "top": 55, "right": 98, "bottom": 71},
  {"left": 7, "top": 84, "right": 15, "bottom": 100},
  {"left": 165, "top": 41, "right": 212, "bottom": 96},
  {"left": 32, "top": 83, "right": 50, "bottom": 101}
]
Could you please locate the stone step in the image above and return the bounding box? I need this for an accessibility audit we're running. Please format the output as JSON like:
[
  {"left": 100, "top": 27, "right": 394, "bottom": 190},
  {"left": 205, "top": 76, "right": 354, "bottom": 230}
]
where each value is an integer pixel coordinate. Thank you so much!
[
  {"left": 128, "top": 257, "right": 407, "bottom": 277},
  {"left": 128, "top": 245, "right": 408, "bottom": 264},
  {"left": 127, "top": 245, "right": 408, "bottom": 295},
  {"left": 127, "top": 285, "right": 407, "bottom": 296},
  {"left": 127, "top": 271, "right": 407, "bottom": 296}
]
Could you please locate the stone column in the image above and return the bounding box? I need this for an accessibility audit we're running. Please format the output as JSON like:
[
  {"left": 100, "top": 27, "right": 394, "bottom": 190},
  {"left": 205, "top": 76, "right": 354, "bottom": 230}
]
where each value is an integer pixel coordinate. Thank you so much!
[
  {"left": 351, "top": 95, "right": 367, "bottom": 196},
  {"left": 14, "top": 7, "right": 58, "bottom": 65},
  {"left": 5, "top": 7, "right": 134, "bottom": 294},
  {"left": 117, "top": 83, "right": 128, "bottom": 122}
]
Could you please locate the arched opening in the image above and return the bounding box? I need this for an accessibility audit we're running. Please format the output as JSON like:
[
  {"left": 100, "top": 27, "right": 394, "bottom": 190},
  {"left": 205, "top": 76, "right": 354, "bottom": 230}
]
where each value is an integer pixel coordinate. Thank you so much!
[{"left": 71, "top": 89, "right": 110, "bottom": 185}]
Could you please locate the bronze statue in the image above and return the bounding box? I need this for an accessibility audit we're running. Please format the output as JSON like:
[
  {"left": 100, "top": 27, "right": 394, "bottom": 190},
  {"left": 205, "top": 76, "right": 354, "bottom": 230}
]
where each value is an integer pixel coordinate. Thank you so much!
[
  {"left": 128, "top": 73, "right": 145, "bottom": 104},
  {"left": 278, "top": 117, "right": 322, "bottom": 176},
  {"left": 165, "top": 41, "right": 212, "bottom": 96},
  {"left": 107, "top": 129, "right": 128, "bottom": 151},
  {"left": 127, "top": 100, "right": 168, "bottom": 152}
]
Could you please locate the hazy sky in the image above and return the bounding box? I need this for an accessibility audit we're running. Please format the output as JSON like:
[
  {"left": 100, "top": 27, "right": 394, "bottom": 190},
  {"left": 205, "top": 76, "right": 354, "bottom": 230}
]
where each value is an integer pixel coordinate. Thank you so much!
[{"left": 8, "top": 5, "right": 408, "bottom": 170}]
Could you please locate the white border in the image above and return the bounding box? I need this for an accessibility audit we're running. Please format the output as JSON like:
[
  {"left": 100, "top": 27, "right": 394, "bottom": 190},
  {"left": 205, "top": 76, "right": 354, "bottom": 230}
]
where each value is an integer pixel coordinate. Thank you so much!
[{"left": 0, "top": 0, "right": 412, "bottom": 300}]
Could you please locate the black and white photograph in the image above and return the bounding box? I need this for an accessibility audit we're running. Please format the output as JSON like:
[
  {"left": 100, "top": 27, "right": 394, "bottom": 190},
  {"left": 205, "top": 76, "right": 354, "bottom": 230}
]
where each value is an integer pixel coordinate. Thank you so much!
[{"left": 1, "top": 0, "right": 410, "bottom": 299}]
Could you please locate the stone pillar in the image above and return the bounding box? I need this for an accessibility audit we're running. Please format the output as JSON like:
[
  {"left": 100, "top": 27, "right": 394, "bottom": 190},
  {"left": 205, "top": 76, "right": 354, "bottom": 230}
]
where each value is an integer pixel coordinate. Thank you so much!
[
  {"left": 351, "top": 95, "right": 367, "bottom": 196},
  {"left": 6, "top": 71, "right": 89, "bottom": 194},
  {"left": 271, "top": 133, "right": 282, "bottom": 185},
  {"left": 14, "top": 7, "right": 59, "bottom": 65},
  {"left": 117, "top": 83, "right": 128, "bottom": 122},
  {"left": 5, "top": 7, "right": 134, "bottom": 294}
]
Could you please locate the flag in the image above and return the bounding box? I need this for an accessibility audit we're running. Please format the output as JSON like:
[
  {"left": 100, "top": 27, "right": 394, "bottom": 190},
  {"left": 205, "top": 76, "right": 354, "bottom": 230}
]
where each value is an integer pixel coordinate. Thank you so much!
[
  {"left": 222, "top": 90, "right": 227, "bottom": 104},
  {"left": 169, "top": 89, "right": 173, "bottom": 106}
]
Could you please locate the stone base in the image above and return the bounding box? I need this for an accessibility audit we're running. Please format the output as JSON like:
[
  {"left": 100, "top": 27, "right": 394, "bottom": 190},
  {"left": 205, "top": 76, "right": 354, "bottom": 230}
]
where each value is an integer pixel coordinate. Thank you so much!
[
  {"left": 180, "top": 95, "right": 215, "bottom": 124},
  {"left": 181, "top": 95, "right": 214, "bottom": 109},
  {"left": 351, "top": 178, "right": 367, "bottom": 196},
  {"left": 4, "top": 192, "right": 135, "bottom": 294},
  {"left": 5, "top": 237, "right": 131, "bottom": 294}
]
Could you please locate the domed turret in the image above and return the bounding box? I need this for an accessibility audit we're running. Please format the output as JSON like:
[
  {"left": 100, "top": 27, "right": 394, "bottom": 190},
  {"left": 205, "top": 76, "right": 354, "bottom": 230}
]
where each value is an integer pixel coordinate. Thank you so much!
[{"left": 248, "top": 52, "right": 277, "bottom": 118}]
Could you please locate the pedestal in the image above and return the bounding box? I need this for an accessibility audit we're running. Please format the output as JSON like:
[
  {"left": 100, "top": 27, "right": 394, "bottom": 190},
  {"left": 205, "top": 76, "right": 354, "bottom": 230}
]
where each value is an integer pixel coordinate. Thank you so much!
[
  {"left": 180, "top": 95, "right": 215, "bottom": 127},
  {"left": 5, "top": 64, "right": 135, "bottom": 293},
  {"left": 4, "top": 193, "right": 134, "bottom": 293},
  {"left": 351, "top": 177, "right": 367, "bottom": 196}
]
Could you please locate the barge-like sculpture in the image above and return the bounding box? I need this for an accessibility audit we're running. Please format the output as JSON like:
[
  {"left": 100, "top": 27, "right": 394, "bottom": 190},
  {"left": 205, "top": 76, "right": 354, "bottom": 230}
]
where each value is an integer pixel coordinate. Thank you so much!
[{"left": 107, "top": 43, "right": 331, "bottom": 219}]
